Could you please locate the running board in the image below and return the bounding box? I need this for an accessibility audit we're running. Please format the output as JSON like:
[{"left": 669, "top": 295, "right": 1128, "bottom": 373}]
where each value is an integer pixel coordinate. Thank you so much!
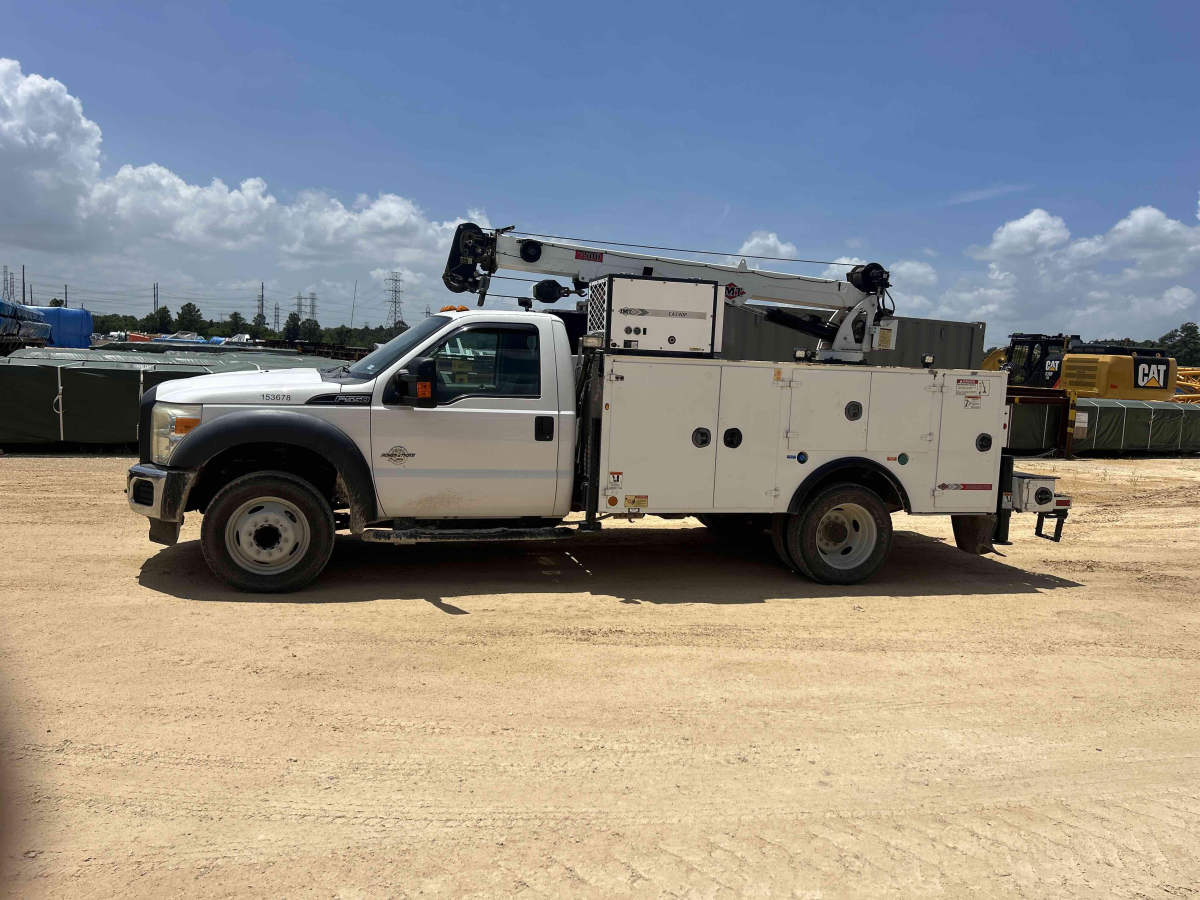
[{"left": 361, "top": 525, "right": 575, "bottom": 545}]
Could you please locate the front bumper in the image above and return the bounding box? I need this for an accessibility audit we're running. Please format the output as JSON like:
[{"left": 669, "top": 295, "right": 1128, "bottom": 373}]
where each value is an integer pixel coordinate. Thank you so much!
[{"left": 127, "top": 463, "right": 199, "bottom": 545}]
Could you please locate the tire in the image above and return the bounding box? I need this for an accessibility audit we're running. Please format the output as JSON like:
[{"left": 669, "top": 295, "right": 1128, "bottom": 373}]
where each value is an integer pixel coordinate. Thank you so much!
[
  {"left": 786, "top": 482, "right": 892, "bottom": 585},
  {"left": 200, "top": 470, "right": 336, "bottom": 593},
  {"left": 770, "top": 512, "right": 812, "bottom": 578},
  {"left": 697, "top": 513, "right": 770, "bottom": 541}
]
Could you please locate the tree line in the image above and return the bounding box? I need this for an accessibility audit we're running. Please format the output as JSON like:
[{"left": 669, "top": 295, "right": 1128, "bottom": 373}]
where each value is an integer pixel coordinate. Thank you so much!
[{"left": 90, "top": 301, "right": 409, "bottom": 348}]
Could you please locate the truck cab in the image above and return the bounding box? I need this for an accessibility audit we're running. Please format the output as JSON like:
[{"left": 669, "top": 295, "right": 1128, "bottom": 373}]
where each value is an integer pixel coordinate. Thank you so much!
[{"left": 127, "top": 311, "right": 577, "bottom": 591}]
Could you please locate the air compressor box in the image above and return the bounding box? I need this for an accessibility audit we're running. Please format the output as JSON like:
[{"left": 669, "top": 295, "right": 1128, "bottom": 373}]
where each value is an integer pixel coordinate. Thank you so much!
[{"left": 587, "top": 275, "right": 722, "bottom": 357}]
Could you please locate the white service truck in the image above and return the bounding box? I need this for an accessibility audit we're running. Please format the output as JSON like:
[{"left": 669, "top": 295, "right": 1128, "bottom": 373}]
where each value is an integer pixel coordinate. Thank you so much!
[{"left": 126, "top": 225, "right": 1069, "bottom": 592}]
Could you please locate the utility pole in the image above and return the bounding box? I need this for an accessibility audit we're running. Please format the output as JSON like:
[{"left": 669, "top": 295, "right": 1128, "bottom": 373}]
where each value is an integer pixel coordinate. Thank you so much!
[
  {"left": 153, "top": 282, "right": 159, "bottom": 313},
  {"left": 258, "top": 282, "right": 265, "bottom": 321},
  {"left": 22, "top": 265, "right": 25, "bottom": 306},
  {"left": 64, "top": 284, "right": 68, "bottom": 308},
  {"left": 273, "top": 301, "right": 280, "bottom": 331},
  {"left": 350, "top": 279, "right": 357, "bottom": 329},
  {"left": 385, "top": 271, "right": 406, "bottom": 333}
]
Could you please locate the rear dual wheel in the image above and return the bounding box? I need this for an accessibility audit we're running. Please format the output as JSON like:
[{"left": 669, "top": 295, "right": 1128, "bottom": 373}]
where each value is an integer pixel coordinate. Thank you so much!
[{"left": 772, "top": 483, "right": 892, "bottom": 585}]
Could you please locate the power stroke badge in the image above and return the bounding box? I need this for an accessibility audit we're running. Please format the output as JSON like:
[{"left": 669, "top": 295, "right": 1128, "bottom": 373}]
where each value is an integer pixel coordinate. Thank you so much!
[{"left": 382, "top": 446, "right": 416, "bottom": 465}]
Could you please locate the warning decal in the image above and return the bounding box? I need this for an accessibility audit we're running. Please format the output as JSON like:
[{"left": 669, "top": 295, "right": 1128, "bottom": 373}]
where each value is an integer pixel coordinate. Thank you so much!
[
  {"left": 955, "top": 378, "right": 990, "bottom": 395},
  {"left": 624, "top": 495, "right": 648, "bottom": 508}
]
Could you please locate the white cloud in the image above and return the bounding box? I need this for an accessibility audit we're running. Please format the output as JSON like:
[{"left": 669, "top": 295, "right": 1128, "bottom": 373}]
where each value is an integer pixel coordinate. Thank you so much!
[
  {"left": 819, "top": 256, "right": 866, "bottom": 280},
  {"left": 1162, "top": 285, "right": 1197, "bottom": 314},
  {"left": 844, "top": 237, "right": 863, "bottom": 249},
  {"left": 736, "top": 231, "right": 797, "bottom": 259},
  {"left": 934, "top": 197, "right": 1200, "bottom": 340},
  {"left": 968, "top": 208, "right": 1071, "bottom": 259},
  {"left": 888, "top": 259, "right": 938, "bottom": 288},
  {"left": 0, "top": 58, "right": 484, "bottom": 321},
  {"left": 922, "top": 247, "right": 938, "bottom": 257}
]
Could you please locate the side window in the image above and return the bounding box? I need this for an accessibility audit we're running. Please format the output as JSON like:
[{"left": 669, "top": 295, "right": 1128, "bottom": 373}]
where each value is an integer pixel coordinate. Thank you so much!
[{"left": 430, "top": 327, "right": 540, "bottom": 402}]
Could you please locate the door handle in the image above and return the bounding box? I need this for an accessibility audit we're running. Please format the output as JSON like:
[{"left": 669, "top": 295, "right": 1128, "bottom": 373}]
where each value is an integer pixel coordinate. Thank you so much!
[{"left": 535, "top": 416, "right": 554, "bottom": 441}]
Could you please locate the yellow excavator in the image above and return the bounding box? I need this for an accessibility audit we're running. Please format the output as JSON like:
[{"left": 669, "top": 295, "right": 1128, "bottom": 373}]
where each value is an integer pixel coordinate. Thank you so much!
[{"left": 981, "top": 333, "right": 1193, "bottom": 401}]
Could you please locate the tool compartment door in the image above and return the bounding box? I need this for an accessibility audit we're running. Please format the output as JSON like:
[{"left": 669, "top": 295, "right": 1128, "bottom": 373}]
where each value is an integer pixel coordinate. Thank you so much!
[
  {"left": 714, "top": 364, "right": 782, "bottom": 509},
  {"left": 786, "top": 369, "right": 873, "bottom": 452},
  {"left": 933, "top": 373, "right": 1005, "bottom": 510},
  {"left": 865, "top": 370, "right": 939, "bottom": 453},
  {"left": 603, "top": 359, "right": 720, "bottom": 511}
]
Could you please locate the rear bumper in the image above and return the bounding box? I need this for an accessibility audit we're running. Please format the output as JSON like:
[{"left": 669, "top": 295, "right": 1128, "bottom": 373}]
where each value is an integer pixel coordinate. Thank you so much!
[{"left": 127, "top": 463, "right": 199, "bottom": 544}]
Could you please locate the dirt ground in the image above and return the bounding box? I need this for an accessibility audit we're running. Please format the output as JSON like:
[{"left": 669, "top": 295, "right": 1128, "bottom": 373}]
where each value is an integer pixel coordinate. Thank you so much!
[{"left": 1, "top": 455, "right": 1198, "bottom": 898}]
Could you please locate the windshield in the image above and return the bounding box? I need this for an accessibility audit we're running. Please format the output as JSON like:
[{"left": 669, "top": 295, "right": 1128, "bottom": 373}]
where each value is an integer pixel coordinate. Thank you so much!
[{"left": 345, "top": 315, "right": 451, "bottom": 378}]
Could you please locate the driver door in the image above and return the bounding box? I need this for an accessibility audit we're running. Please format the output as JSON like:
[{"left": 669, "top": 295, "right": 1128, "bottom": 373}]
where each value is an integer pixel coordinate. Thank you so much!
[{"left": 370, "top": 322, "right": 563, "bottom": 519}]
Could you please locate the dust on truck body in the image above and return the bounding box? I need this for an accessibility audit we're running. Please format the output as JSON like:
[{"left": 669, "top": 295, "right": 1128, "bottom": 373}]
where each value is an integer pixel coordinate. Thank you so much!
[{"left": 125, "top": 224, "right": 1069, "bottom": 592}]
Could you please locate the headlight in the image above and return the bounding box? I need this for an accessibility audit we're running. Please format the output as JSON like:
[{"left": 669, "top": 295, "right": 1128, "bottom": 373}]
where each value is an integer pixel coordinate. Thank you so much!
[{"left": 150, "top": 403, "right": 203, "bottom": 465}]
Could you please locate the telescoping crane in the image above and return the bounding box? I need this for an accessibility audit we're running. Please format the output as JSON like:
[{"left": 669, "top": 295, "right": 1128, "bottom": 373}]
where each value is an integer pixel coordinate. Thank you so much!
[{"left": 442, "top": 223, "right": 897, "bottom": 363}]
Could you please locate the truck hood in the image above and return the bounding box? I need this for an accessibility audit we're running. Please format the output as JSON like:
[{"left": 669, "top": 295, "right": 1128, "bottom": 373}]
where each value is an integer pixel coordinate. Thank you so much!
[{"left": 152, "top": 367, "right": 371, "bottom": 406}]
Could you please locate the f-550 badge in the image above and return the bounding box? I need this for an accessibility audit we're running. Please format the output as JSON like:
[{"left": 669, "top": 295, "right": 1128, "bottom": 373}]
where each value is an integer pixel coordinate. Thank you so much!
[{"left": 382, "top": 446, "right": 416, "bottom": 465}]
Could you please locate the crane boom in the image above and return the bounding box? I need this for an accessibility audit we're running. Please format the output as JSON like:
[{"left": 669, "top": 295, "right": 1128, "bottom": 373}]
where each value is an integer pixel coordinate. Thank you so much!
[{"left": 442, "top": 223, "right": 896, "bottom": 361}]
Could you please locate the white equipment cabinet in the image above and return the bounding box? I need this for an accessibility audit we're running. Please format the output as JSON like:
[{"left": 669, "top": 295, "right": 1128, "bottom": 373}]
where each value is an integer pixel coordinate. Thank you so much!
[
  {"left": 599, "top": 355, "right": 1009, "bottom": 516},
  {"left": 590, "top": 275, "right": 722, "bottom": 356}
]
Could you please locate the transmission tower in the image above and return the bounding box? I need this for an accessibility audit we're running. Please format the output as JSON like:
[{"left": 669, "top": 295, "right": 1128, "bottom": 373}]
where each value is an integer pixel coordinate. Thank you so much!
[
  {"left": 273, "top": 301, "right": 280, "bottom": 331},
  {"left": 1, "top": 266, "right": 7, "bottom": 302},
  {"left": 424, "top": 304, "right": 432, "bottom": 318},
  {"left": 308, "top": 292, "right": 318, "bottom": 319},
  {"left": 385, "top": 271, "right": 407, "bottom": 332},
  {"left": 294, "top": 292, "right": 305, "bottom": 316}
]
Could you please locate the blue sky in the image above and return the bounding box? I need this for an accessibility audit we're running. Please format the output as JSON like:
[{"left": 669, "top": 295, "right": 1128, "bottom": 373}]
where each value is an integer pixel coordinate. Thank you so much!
[{"left": 2, "top": 0, "right": 1198, "bottom": 339}]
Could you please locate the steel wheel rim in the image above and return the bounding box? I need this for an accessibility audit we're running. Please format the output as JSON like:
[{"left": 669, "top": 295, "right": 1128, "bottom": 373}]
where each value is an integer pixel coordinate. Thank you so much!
[
  {"left": 815, "top": 502, "right": 877, "bottom": 570},
  {"left": 225, "top": 495, "right": 311, "bottom": 574}
]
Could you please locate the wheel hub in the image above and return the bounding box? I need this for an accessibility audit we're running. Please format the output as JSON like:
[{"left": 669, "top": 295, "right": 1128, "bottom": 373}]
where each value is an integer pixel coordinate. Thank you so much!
[
  {"left": 814, "top": 502, "right": 877, "bottom": 570},
  {"left": 225, "top": 497, "right": 311, "bottom": 574}
]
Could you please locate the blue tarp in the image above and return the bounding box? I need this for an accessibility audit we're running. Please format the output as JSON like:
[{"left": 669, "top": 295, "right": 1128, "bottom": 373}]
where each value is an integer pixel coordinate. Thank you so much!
[{"left": 28, "top": 306, "right": 93, "bottom": 348}]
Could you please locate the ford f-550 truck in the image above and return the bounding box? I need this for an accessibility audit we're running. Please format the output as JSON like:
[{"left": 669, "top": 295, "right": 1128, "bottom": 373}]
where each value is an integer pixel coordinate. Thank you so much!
[
  {"left": 126, "top": 226, "right": 1068, "bottom": 592},
  {"left": 125, "top": 309, "right": 1066, "bottom": 592}
]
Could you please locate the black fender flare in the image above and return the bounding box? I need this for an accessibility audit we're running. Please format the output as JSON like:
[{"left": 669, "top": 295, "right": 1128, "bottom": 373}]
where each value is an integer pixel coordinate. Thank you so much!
[
  {"left": 171, "top": 409, "right": 377, "bottom": 526},
  {"left": 786, "top": 457, "right": 911, "bottom": 515}
]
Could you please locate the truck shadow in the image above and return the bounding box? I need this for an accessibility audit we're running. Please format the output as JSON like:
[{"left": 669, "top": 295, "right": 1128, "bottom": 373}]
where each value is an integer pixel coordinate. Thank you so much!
[{"left": 137, "top": 524, "right": 1082, "bottom": 607}]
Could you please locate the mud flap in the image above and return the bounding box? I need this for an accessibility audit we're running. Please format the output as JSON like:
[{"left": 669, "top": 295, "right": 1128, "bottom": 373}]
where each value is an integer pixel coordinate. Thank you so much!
[
  {"left": 951, "top": 514, "right": 997, "bottom": 555},
  {"left": 148, "top": 517, "right": 182, "bottom": 546}
]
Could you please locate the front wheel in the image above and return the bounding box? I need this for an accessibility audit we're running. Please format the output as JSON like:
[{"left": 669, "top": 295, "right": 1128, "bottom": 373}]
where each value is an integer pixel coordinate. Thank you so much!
[
  {"left": 786, "top": 483, "right": 892, "bottom": 585},
  {"left": 200, "top": 471, "right": 336, "bottom": 593}
]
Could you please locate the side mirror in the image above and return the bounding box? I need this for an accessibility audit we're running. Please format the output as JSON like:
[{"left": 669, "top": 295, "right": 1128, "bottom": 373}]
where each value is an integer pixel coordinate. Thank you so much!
[{"left": 397, "top": 356, "right": 437, "bottom": 408}]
